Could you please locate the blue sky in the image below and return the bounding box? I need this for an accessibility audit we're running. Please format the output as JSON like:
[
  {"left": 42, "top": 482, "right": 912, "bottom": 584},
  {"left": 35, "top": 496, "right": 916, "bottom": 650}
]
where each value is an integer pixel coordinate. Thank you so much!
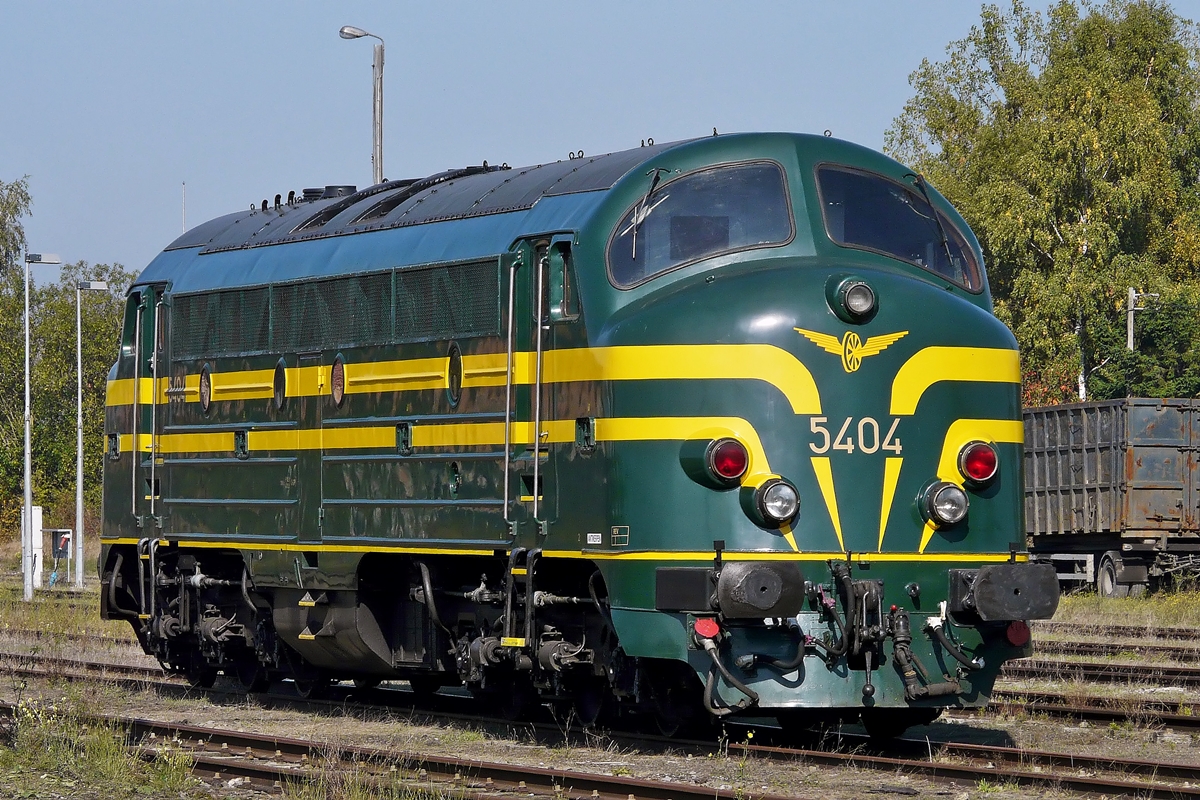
[{"left": 2, "top": 1, "right": 1123, "bottom": 278}]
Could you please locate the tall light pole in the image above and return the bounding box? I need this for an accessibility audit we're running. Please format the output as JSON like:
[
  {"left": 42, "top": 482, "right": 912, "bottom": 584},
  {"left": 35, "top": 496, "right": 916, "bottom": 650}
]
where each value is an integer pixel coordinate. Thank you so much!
[
  {"left": 1126, "top": 287, "right": 1160, "bottom": 351},
  {"left": 23, "top": 251, "right": 60, "bottom": 601},
  {"left": 339, "top": 25, "right": 385, "bottom": 186},
  {"left": 76, "top": 280, "right": 108, "bottom": 589}
]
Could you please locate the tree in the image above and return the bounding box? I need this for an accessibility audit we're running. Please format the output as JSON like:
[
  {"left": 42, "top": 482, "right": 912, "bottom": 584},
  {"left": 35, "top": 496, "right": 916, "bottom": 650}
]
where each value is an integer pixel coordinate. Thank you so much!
[
  {"left": 0, "top": 176, "right": 134, "bottom": 536},
  {"left": 886, "top": 0, "right": 1200, "bottom": 405},
  {"left": 0, "top": 177, "right": 31, "bottom": 272}
]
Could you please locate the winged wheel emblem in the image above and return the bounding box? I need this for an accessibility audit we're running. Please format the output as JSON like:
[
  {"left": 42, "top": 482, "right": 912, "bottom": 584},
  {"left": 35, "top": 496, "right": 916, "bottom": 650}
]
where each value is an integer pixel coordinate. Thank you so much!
[{"left": 794, "top": 328, "right": 909, "bottom": 373}]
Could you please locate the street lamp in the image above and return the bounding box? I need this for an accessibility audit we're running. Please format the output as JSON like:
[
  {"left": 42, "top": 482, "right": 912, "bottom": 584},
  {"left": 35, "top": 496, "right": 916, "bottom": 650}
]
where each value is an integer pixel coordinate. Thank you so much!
[
  {"left": 23, "top": 251, "right": 60, "bottom": 601},
  {"left": 339, "top": 24, "right": 385, "bottom": 186},
  {"left": 75, "top": 280, "right": 108, "bottom": 589}
]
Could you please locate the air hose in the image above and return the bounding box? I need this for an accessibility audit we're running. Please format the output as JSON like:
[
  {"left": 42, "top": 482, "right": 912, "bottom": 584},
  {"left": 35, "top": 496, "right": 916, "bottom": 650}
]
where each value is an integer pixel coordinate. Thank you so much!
[
  {"left": 107, "top": 552, "right": 138, "bottom": 620},
  {"left": 735, "top": 630, "right": 808, "bottom": 672},
  {"left": 414, "top": 561, "right": 452, "bottom": 635},
  {"left": 926, "top": 617, "right": 984, "bottom": 671},
  {"left": 701, "top": 636, "right": 759, "bottom": 716}
]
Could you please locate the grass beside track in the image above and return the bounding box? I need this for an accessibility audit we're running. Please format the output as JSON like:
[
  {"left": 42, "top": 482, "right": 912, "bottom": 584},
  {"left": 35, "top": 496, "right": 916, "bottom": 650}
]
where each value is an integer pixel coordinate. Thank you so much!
[
  {"left": 1050, "top": 587, "right": 1200, "bottom": 629},
  {"left": 0, "top": 583, "right": 131, "bottom": 639},
  {"left": 0, "top": 694, "right": 199, "bottom": 799}
]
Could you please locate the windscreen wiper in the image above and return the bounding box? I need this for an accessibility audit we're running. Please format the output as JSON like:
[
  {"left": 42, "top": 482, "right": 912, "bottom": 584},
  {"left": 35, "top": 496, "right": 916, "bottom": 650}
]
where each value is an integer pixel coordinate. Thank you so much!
[
  {"left": 907, "top": 172, "right": 956, "bottom": 269},
  {"left": 631, "top": 167, "right": 671, "bottom": 260}
]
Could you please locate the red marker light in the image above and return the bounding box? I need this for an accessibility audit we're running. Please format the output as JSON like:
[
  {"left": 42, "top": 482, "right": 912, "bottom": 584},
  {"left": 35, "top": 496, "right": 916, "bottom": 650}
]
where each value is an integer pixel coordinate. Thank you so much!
[
  {"left": 693, "top": 618, "right": 721, "bottom": 639},
  {"left": 959, "top": 441, "right": 998, "bottom": 483},
  {"left": 708, "top": 439, "right": 749, "bottom": 482},
  {"left": 1006, "top": 620, "right": 1031, "bottom": 647}
]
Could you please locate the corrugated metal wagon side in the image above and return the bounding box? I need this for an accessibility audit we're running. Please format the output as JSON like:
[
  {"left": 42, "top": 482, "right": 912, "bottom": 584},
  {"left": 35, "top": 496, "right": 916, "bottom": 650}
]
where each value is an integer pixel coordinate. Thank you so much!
[{"left": 1025, "top": 398, "right": 1200, "bottom": 595}]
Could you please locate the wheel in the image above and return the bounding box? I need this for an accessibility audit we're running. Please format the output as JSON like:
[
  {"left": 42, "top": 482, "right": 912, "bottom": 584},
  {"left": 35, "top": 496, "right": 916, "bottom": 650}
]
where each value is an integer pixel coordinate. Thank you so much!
[
  {"left": 498, "top": 678, "right": 541, "bottom": 721},
  {"left": 1097, "top": 553, "right": 1130, "bottom": 598},
  {"left": 860, "top": 708, "right": 941, "bottom": 740},
  {"left": 185, "top": 661, "right": 217, "bottom": 690},
  {"left": 572, "top": 677, "right": 609, "bottom": 728},
  {"left": 407, "top": 676, "right": 441, "bottom": 701},
  {"left": 235, "top": 658, "right": 270, "bottom": 693},
  {"left": 645, "top": 664, "right": 708, "bottom": 738},
  {"left": 775, "top": 710, "right": 840, "bottom": 744},
  {"left": 293, "top": 674, "right": 331, "bottom": 699}
]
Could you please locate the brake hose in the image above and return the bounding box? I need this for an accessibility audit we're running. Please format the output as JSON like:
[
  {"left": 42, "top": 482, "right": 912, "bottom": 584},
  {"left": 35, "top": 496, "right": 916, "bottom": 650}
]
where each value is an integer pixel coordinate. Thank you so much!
[
  {"left": 416, "top": 561, "right": 452, "bottom": 635},
  {"left": 700, "top": 637, "right": 759, "bottom": 716},
  {"left": 927, "top": 618, "right": 984, "bottom": 670},
  {"left": 735, "top": 630, "right": 809, "bottom": 672}
]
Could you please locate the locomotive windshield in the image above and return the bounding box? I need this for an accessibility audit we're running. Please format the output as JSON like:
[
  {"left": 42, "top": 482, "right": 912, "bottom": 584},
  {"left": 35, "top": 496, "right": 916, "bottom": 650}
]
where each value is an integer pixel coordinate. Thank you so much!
[
  {"left": 607, "top": 161, "right": 793, "bottom": 288},
  {"left": 816, "top": 165, "right": 982, "bottom": 292}
]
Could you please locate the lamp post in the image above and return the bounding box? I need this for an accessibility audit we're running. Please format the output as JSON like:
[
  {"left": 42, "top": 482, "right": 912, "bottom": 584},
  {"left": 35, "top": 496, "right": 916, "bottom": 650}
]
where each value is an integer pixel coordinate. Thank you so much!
[
  {"left": 339, "top": 25, "right": 385, "bottom": 186},
  {"left": 23, "top": 251, "right": 60, "bottom": 601},
  {"left": 75, "top": 280, "right": 108, "bottom": 589}
]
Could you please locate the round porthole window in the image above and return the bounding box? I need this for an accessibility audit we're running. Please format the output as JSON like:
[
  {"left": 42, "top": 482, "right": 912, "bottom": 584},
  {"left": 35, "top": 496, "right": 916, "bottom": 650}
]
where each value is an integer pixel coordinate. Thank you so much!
[
  {"left": 199, "top": 365, "right": 212, "bottom": 414},
  {"left": 273, "top": 359, "right": 287, "bottom": 411},
  {"left": 447, "top": 342, "right": 463, "bottom": 407},
  {"left": 331, "top": 355, "right": 345, "bottom": 407}
]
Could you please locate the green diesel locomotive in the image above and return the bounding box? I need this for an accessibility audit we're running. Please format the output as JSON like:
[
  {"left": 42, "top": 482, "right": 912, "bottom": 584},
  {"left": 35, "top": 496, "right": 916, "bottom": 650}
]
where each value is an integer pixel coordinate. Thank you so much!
[{"left": 100, "top": 132, "right": 1058, "bottom": 737}]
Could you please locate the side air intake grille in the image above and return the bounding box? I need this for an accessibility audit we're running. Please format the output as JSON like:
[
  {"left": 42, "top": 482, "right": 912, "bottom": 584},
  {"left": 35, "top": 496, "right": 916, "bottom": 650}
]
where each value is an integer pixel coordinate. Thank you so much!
[
  {"left": 396, "top": 260, "right": 501, "bottom": 341},
  {"left": 173, "top": 288, "right": 269, "bottom": 359},
  {"left": 171, "top": 258, "right": 502, "bottom": 361}
]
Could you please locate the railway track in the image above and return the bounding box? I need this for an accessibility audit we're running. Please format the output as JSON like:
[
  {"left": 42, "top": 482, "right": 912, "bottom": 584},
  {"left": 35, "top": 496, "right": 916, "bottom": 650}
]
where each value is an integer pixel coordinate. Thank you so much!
[
  {"left": 9, "top": 696, "right": 1200, "bottom": 799},
  {"left": 5, "top": 640, "right": 1200, "bottom": 735},
  {"left": 986, "top": 688, "right": 1200, "bottom": 730},
  {"left": 1035, "top": 620, "right": 1200, "bottom": 641},
  {"left": 1002, "top": 657, "right": 1200, "bottom": 687},
  {"left": 1035, "top": 639, "right": 1200, "bottom": 662},
  {"left": 4, "top": 652, "right": 1200, "bottom": 797}
]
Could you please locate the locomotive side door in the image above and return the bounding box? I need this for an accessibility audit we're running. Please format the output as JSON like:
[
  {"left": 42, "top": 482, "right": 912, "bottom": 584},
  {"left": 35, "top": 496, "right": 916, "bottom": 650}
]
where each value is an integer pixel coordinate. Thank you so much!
[
  {"left": 509, "top": 239, "right": 571, "bottom": 537},
  {"left": 297, "top": 353, "right": 324, "bottom": 545},
  {"left": 131, "top": 283, "right": 167, "bottom": 531}
]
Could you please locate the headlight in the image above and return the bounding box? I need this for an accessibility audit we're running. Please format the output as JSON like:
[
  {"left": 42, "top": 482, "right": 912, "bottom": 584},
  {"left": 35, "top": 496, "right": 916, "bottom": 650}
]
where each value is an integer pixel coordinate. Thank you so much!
[
  {"left": 757, "top": 479, "right": 800, "bottom": 524},
  {"left": 841, "top": 281, "right": 876, "bottom": 317},
  {"left": 925, "top": 481, "right": 968, "bottom": 526}
]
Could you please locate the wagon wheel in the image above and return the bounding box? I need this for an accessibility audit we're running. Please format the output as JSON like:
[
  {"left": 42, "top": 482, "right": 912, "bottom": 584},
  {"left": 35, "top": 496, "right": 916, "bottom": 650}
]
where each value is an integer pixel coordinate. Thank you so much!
[{"left": 1096, "top": 553, "right": 1130, "bottom": 598}]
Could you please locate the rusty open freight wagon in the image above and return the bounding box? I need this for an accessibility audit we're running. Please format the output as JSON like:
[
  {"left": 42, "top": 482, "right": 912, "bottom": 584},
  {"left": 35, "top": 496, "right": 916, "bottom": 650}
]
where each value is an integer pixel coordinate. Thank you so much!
[{"left": 1024, "top": 398, "right": 1200, "bottom": 596}]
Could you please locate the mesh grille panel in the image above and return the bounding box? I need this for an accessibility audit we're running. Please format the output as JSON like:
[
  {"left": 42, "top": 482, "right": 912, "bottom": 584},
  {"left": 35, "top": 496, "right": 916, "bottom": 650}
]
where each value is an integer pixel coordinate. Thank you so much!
[
  {"left": 173, "top": 289, "right": 269, "bottom": 358},
  {"left": 396, "top": 260, "right": 500, "bottom": 341},
  {"left": 172, "top": 259, "right": 499, "bottom": 359},
  {"left": 326, "top": 271, "right": 392, "bottom": 345}
]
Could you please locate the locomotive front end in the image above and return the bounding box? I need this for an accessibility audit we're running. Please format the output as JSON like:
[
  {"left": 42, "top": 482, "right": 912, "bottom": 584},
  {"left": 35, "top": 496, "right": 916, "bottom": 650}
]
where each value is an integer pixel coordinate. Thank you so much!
[{"left": 576, "top": 133, "right": 1059, "bottom": 735}]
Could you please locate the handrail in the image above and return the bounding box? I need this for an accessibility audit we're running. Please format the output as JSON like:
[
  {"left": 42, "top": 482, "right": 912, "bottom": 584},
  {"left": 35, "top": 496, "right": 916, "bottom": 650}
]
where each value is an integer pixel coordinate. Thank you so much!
[
  {"left": 131, "top": 295, "right": 143, "bottom": 516},
  {"left": 532, "top": 254, "right": 547, "bottom": 522},
  {"left": 502, "top": 255, "right": 519, "bottom": 529},
  {"left": 149, "top": 296, "right": 162, "bottom": 518}
]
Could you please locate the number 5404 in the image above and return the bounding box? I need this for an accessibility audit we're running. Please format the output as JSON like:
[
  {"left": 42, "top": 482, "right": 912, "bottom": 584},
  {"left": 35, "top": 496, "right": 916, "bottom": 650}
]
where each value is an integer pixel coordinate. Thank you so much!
[{"left": 809, "top": 417, "right": 902, "bottom": 455}]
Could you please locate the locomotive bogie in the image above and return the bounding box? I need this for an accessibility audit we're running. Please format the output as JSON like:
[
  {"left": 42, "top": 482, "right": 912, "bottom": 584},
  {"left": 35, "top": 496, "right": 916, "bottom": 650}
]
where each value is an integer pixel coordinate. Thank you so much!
[{"left": 100, "top": 132, "right": 1058, "bottom": 736}]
